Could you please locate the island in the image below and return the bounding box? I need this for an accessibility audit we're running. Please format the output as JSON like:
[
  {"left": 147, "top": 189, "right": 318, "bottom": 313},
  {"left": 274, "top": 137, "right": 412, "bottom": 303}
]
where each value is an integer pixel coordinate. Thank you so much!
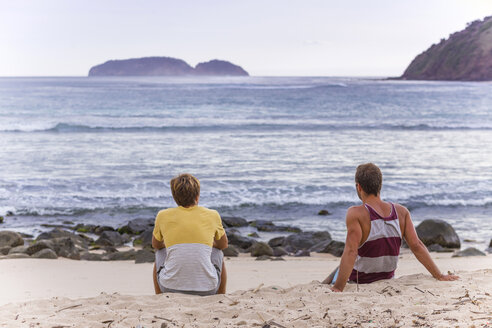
[
  {"left": 400, "top": 15, "right": 492, "bottom": 81},
  {"left": 88, "top": 57, "right": 249, "bottom": 77}
]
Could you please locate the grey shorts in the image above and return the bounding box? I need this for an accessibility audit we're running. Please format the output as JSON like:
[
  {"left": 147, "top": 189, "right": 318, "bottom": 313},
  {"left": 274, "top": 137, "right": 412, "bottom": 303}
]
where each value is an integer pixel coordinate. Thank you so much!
[{"left": 155, "top": 247, "right": 224, "bottom": 296}]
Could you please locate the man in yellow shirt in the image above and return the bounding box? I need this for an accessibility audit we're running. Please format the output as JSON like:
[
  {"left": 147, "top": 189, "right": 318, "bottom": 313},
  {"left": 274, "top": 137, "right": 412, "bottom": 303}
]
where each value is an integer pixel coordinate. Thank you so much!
[{"left": 152, "top": 173, "right": 228, "bottom": 295}]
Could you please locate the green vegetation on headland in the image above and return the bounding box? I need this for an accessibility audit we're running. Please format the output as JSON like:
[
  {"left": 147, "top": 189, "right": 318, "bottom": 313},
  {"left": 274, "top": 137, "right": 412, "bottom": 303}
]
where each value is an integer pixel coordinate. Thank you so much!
[{"left": 399, "top": 15, "right": 492, "bottom": 81}]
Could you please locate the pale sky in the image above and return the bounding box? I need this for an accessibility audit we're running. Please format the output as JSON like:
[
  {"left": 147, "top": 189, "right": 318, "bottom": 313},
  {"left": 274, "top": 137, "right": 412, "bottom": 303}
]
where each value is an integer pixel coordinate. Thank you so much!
[{"left": 1, "top": 0, "right": 491, "bottom": 76}]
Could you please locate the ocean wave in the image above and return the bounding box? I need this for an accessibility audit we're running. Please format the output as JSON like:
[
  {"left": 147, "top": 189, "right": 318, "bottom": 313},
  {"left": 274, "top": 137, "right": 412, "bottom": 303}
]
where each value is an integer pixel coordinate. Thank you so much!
[
  {"left": 2, "top": 122, "right": 492, "bottom": 133},
  {"left": 7, "top": 199, "right": 492, "bottom": 218}
]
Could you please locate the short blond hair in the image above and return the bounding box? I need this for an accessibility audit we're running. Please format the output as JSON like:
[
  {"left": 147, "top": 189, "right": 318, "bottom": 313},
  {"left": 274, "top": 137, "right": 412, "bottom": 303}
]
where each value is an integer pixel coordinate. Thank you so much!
[{"left": 170, "top": 173, "right": 200, "bottom": 207}]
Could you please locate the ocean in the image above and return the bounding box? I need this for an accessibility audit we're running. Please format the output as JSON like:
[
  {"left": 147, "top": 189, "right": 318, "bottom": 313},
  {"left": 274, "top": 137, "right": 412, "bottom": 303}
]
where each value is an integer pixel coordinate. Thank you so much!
[{"left": 0, "top": 76, "right": 491, "bottom": 249}]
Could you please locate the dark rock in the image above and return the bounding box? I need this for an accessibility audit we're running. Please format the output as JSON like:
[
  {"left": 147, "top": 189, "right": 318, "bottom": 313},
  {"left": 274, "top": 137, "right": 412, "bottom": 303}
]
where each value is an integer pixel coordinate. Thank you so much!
[
  {"left": 427, "top": 244, "right": 454, "bottom": 253},
  {"left": 95, "top": 231, "right": 126, "bottom": 247},
  {"left": 415, "top": 219, "right": 460, "bottom": 249},
  {"left": 32, "top": 248, "right": 57, "bottom": 259},
  {"left": 0, "top": 246, "right": 10, "bottom": 255},
  {"left": 255, "top": 255, "right": 272, "bottom": 261},
  {"left": 452, "top": 247, "right": 486, "bottom": 257},
  {"left": 250, "top": 220, "right": 301, "bottom": 233},
  {"left": 6, "top": 253, "right": 30, "bottom": 259},
  {"left": 318, "top": 210, "right": 330, "bottom": 216},
  {"left": 118, "top": 218, "right": 154, "bottom": 235},
  {"left": 194, "top": 59, "right": 249, "bottom": 76},
  {"left": 37, "top": 228, "right": 88, "bottom": 249},
  {"left": 0, "top": 231, "right": 24, "bottom": 248},
  {"left": 19, "top": 233, "right": 33, "bottom": 239},
  {"left": 268, "top": 236, "right": 285, "bottom": 248},
  {"left": 489, "top": 239, "right": 492, "bottom": 248},
  {"left": 0, "top": 216, "right": 3, "bottom": 223},
  {"left": 51, "top": 237, "right": 80, "bottom": 260},
  {"left": 248, "top": 232, "right": 260, "bottom": 238},
  {"left": 222, "top": 216, "right": 248, "bottom": 228},
  {"left": 62, "top": 220, "right": 74, "bottom": 225},
  {"left": 74, "top": 224, "right": 97, "bottom": 233},
  {"left": 225, "top": 227, "right": 239, "bottom": 235},
  {"left": 133, "top": 229, "right": 153, "bottom": 248},
  {"left": 223, "top": 245, "right": 239, "bottom": 257},
  {"left": 311, "top": 240, "right": 345, "bottom": 257},
  {"left": 8, "top": 245, "right": 29, "bottom": 255},
  {"left": 80, "top": 252, "right": 105, "bottom": 261},
  {"left": 250, "top": 242, "right": 274, "bottom": 257},
  {"left": 228, "top": 233, "right": 255, "bottom": 250},
  {"left": 294, "top": 250, "right": 311, "bottom": 257},
  {"left": 94, "top": 226, "right": 115, "bottom": 235},
  {"left": 486, "top": 247, "right": 492, "bottom": 254},
  {"left": 135, "top": 249, "right": 155, "bottom": 264},
  {"left": 26, "top": 240, "right": 54, "bottom": 256},
  {"left": 103, "top": 246, "right": 118, "bottom": 253},
  {"left": 272, "top": 247, "right": 288, "bottom": 257},
  {"left": 282, "top": 231, "right": 332, "bottom": 252},
  {"left": 6, "top": 211, "right": 14, "bottom": 216},
  {"left": 107, "top": 249, "right": 136, "bottom": 261}
]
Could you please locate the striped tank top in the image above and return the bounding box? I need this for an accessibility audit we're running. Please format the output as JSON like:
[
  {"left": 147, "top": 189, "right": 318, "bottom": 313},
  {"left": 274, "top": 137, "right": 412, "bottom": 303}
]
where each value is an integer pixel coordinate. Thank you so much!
[{"left": 349, "top": 202, "right": 402, "bottom": 284}]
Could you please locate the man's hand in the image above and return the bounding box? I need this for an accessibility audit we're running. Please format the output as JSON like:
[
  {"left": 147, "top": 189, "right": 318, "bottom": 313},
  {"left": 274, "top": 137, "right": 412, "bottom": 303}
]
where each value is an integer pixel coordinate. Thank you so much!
[{"left": 436, "top": 274, "right": 459, "bottom": 281}]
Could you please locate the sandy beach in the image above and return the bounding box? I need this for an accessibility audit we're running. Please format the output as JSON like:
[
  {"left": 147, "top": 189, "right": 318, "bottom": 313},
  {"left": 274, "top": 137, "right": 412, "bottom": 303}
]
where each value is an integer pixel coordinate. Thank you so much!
[{"left": 0, "top": 251, "right": 491, "bottom": 327}]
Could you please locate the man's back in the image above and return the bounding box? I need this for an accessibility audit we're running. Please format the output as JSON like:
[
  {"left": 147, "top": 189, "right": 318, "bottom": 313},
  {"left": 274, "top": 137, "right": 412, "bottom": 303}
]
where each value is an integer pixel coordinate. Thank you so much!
[
  {"left": 153, "top": 206, "right": 225, "bottom": 293},
  {"left": 349, "top": 201, "right": 403, "bottom": 283}
]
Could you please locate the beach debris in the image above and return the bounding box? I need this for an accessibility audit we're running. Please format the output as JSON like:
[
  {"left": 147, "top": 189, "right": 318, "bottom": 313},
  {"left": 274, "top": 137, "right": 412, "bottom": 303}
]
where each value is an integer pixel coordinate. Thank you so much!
[
  {"left": 318, "top": 209, "right": 330, "bottom": 216},
  {"left": 55, "top": 304, "right": 82, "bottom": 312},
  {"left": 101, "top": 319, "right": 114, "bottom": 327},
  {"left": 378, "top": 285, "right": 401, "bottom": 296},
  {"left": 263, "top": 320, "right": 287, "bottom": 328},
  {"left": 414, "top": 287, "right": 425, "bottom": 293},
  {"left": 253, "top": 283, "right": 264, "bottom": 293},
  {"left": 223, "top": 295, "right": 239, "bottom": 306},
  {"left": 292, "top": 314, "right": 311, "bottom": 321}
]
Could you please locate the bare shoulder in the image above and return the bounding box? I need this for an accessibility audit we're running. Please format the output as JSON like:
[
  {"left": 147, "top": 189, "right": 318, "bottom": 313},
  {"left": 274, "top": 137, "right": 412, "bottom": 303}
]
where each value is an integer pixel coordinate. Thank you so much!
[
  {"left": 393, "top": 203, "right": 410, "bottom": 218},
  {"left": 346, "top": 204, "right": 366, "bottom": 221}
]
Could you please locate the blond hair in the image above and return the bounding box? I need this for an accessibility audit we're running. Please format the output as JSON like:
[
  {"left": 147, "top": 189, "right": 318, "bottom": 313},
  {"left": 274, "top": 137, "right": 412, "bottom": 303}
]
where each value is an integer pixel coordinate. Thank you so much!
[{"left": 170, "top": 173, "right": 200, "bottom": 207}]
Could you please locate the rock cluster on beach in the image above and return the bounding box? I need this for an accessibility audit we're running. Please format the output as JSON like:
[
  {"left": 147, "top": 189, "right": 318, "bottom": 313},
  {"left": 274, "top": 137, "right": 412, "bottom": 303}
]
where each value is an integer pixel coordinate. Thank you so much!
[
  {"left": 88, "top": 57, "right": 249, "bottom": 77},
  {"left": 0, "top": 214, "right": 489, "bottom": 262}
]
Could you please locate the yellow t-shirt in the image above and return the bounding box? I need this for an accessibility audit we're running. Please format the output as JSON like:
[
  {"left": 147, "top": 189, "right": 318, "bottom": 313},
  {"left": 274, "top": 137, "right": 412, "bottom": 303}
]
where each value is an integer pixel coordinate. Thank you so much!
[{"left": 153, "top": 205, "right": 225, "bottom": 247}]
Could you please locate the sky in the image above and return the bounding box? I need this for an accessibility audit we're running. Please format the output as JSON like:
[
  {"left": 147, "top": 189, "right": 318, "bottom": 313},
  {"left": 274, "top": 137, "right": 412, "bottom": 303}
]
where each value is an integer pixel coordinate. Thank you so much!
[{"left": 1, "top": 0, "right": 492, "bottom": 77}]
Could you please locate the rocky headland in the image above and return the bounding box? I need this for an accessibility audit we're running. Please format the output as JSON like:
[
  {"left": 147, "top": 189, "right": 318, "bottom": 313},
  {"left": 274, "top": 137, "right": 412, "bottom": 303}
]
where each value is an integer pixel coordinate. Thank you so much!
[
  {"left": 88, "top": 57, "right": 249, "bottom": 77},
  {"left": 400, "top": 15, "right": 492, "bottom": 81}
]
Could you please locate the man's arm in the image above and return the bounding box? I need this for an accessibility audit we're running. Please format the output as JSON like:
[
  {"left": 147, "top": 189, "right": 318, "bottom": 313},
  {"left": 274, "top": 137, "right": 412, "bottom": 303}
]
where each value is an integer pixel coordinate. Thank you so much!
[
  {"left": 329, "top": 208, "right": 363, "bottom": 292},
  {"left": 401, "top": 206, "right": 458, "bottom": 281},
  {"left": 152, "top": 235, "right": 165, "bottom": 250},
  {"left": 213, "top": 233, "right": 228, "bottom": 250}
]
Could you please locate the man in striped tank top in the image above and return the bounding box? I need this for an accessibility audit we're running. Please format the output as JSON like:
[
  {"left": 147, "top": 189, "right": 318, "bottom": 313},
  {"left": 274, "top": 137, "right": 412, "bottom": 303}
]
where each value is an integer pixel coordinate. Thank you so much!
[{"left": 324, "top": 163, "right": 458, "bottom": 292}]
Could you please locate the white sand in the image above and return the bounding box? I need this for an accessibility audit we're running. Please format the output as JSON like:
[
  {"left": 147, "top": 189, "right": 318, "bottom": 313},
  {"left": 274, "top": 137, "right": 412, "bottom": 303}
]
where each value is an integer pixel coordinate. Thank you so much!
[{"left": 0, "top": 251, "right": 491, "bottom": 327}]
